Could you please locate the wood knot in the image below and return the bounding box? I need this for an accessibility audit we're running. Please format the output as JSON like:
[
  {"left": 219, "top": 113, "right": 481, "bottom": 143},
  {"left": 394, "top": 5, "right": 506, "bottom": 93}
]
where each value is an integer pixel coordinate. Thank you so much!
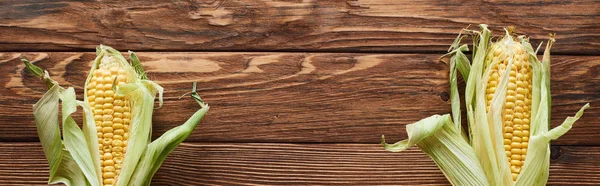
[
  {"left": 440, "top": 92, "right": 450, "bottom": 101},
  {"left": 550, "top": 145, "right": 561, "bottom": 160}
]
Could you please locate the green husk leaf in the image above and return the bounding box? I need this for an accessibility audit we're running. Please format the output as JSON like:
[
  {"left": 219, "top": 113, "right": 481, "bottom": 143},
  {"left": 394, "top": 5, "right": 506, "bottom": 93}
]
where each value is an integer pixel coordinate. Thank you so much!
[
  {"left": 448, "top": 44, "right": 470, "bottom": 134},
  {"left": 60, "top": 87, "right": 100, "bottom": 186},
  {"left": 114, "top": 81, "right": 158, "bottom": 186},
  {"left": 129, "top": 83, "right": 209, "bottom": 186},
  {"left": 382, "top": 114, "right": 488, "bottom": 186},
  {"left": 29, "top": 69, "right": 89, "bottom": 186},
  {"left": 129, "top": 51, "right": 148, "bottom": 80},
  {"left": 77, "top": 99, "right": 102, "bottom": 184}
]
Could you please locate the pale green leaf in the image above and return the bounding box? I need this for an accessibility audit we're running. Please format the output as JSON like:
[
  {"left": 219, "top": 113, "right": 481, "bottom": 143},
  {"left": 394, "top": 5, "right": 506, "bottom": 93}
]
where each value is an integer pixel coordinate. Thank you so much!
[
  {"left": 382, "top": 114, "right": 489, "bottom": 186},
  {"left": 129, "top": 91, "right": 209, "bottom": 186},
  {"left": 115, "top": 81, "right": 160, "bottom": 186},
  {"left": 60, "top": 87, "right": 100, "bottom": 186},
  {"left": 31, "top": 80, "right": 88, "bottom": 186}
]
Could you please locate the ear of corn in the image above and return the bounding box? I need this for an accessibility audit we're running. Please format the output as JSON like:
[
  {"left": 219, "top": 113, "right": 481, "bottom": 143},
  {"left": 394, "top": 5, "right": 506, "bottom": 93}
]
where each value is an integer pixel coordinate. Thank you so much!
[
  {"left": 22, "top": 45, "right": 210, "bottom": 186},
  {"left": 382, "top": 25, "right": 590, "bottom": 186}
]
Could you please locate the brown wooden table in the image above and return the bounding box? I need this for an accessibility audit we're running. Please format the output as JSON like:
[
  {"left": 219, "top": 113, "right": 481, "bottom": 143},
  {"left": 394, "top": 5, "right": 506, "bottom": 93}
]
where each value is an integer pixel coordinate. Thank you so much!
[{"left": 1, "top": 1, "right": 598, "bottom": 185}]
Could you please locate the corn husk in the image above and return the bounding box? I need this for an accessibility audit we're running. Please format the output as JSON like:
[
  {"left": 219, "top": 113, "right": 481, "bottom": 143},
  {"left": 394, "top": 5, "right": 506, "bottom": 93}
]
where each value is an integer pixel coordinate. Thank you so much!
[
  {"left": 22, "top": 45, "right": 209, "bottom": 186},
  {"left": 382, "top": 25, "right": 590, "bottom": 186}
]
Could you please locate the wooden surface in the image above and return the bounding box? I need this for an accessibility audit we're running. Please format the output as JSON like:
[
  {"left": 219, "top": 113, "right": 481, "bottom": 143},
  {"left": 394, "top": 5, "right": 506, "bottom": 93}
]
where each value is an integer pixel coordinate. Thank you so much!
[
  {"left": 0, "top": 52, "right": 598, "bottom": 145},
  {"left": 0, "top": 0, "right": 599, "bottom": 185},
  {"left": 0, "top": 0, "right": 599, "bottom": 54},
  {"left": 2, "top": 143, "right": 600, "bottom": 185}
]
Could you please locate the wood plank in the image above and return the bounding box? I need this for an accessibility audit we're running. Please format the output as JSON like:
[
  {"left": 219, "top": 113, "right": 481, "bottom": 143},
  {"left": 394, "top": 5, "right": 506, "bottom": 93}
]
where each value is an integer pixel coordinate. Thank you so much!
[
  {"left": 0, "top": 52, "right": 597, "bottom": 144},
  {"left": 1, "top": 0, "right": 599, "bottom": 54},
  {"left": 1, "top": 142, "right": 599, "bottom": 185}
]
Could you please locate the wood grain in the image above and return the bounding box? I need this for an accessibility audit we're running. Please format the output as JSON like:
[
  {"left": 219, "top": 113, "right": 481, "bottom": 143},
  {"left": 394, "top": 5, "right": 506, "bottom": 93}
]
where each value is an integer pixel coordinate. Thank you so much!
[
  {"left": 0, "top": 52, "right": 597, "bottom": 145},
  {"left": 1, "top": 0, "right": 599, "bottom": 54},
  {"left": 1, "top": 142, "right": 599, "bottom": 185}
]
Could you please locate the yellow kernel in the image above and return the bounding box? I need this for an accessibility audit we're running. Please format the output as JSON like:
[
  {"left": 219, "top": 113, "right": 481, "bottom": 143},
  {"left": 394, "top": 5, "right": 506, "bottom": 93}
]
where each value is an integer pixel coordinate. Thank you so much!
[
  {"left": 513, "top": 130, "right": 523, "bottom": 137},
  {"left": 114, "top": 156, "right": 124, "bottom": 164},
  {"left": 94, "top": 104, "right": 103, "bottom": 110},
  {"left": 113, "top": 112, "right": 123, "bottom": 118},
  {"left": 114, "top": 129, "right": 125, "bottom": 136},
  {"left": 113, "top": 118, "right": 123, "bottom": 124},
  {"left": 505, "top": 102, "right": 515, "bottom": 109},
  {"left": 113, "top": 146, "right": 123, "bottom": 153},
  {"left": 102, "top": 121, "right": 112, "bottom": 127},
  {"left": 512, "top": 137, "right": 522, "bottom": 142},
  {"left": 114, "top": 106, "right": 124, "bottom": 113},
  {"left": 102, "top": 103, "right": 113, "bottom": 110},
  {"left": 522, "top": 142, "right": 528, "bottom": 148},
  {"left": 102, "top": 115, "right": 113, "bottom": 122},
  {"left": 112, "top": 123, "right": 124, "bottom": 129},
  {"left": 517, "top": 81, "right": 527, "bottom": 88},
  {"left": 103, "top": 84, "right": 113, "bottom": 90},
  {"left": 114, "top": 100, "right": 124, "bottom": 106},
  {"left": 95, "top": 97, "right": 105, "bottom": 104},
  {"left": 506, "top": 96, "right": 516, "bottom": 102},
  {"left": 103, "top": 77, "right": 113, "bottom": 84},
  {"left": 104, "top": 97, "right": 114, "bottom": 104},
  {"left": 102, "top": 138, "right": 112, "bottom": 145},
  {"left": 113, "top": 135, "right": 123, "bottom": 140},
  {"left": 504, "top": 133, "right": 513, "bottom": 139},
  {"left": 94, "top": 115, "right": 103, "bottom": 121},
  {"left": 103, "top": 153, "right": 113, "bottom": 160},
  {"left": 95, "top": 90, "right": 104, "bottom": 97},
  {"left": 104, "top": 178, "right": 115, "bottom": 185},
  {"left": 102, "top": 127, "right": 114, "bottom": 133},
  {"left": 123, "top": 133, "right": 129, "bottom": 140},
  {"left": 511, "top": 148, "right": 522, "bottom": 154},
  {"left": 112, "top": 140, "right": 123, "bottom": 147},
  {"left": 103, "top": 166, "right": 115, "bottom": 172},
  {"left": 508, "top": 83, "right": 517, "bottom": 90},
  {"left": 123, "top": 112, "right": 131, "bottom": 118},
  {"left": 512, "top": 160, "right": 523, "bottom": 166},
  {"left": 511, "top": 173, "right": 518, "bottom": 180},
  {"left": 109, "top": 67, "right": 119, "bottom": 75},
  {"left": 94, "top": 110, "right": 103, "bottom": 115},
  {"left": 504, "top": 127, "right": 514, "bottom": 133},
  {"left": 104, "top": 133, "right": 114, "bottom": 139},
  {"left": 513, "top": 118, "right": 523, "bottom": 125},
  {"left": 97, "top": 132, "right": 103, "bottom": 138},
  {"left": 504, "top": 145, "right": 511, "bottom": 151},
  {"left": 102, "top": 109, "right": 113, "bottom": 115},
  {"left": 522, "top": 136, "right": 529, "bottom": 142},
  {"left": 511, "top": 166, "right": 521, "bottom": 173},
  {"left": 514, "top": 125, "right": 523, "bottom": 130},
  {"left": 94, "top": 69, "right": 103, "bottom": 76},
  {"left": 504, "top": 139, "right": 511, "bottom": 145},
  {"left": 511, "top": 155, "right": 521, "bottom": 161},
  {"left": 123, "top": 118, "right": 131, "bottom": 125},
  {"left": 511, "top": 142, "right": 521, "bottom": 149},
  {"left": 103, "top": 145, "right": 111, "bottom": 152}
]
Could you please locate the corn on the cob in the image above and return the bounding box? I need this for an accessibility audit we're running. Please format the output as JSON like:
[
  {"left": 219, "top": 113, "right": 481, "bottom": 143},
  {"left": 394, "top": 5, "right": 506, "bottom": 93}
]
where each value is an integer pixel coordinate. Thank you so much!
[
  {"left": 382, "top": 25, "right": 590, "bottom": 186},
  {"left": 22, "top": 45, "right": 210, "bottom": 186},
  {"left": 484, "top": 38, "right": 532, "bottom": 181},
  {"left": 87, "top": 58, "right": 133, "bottom": 185}
]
